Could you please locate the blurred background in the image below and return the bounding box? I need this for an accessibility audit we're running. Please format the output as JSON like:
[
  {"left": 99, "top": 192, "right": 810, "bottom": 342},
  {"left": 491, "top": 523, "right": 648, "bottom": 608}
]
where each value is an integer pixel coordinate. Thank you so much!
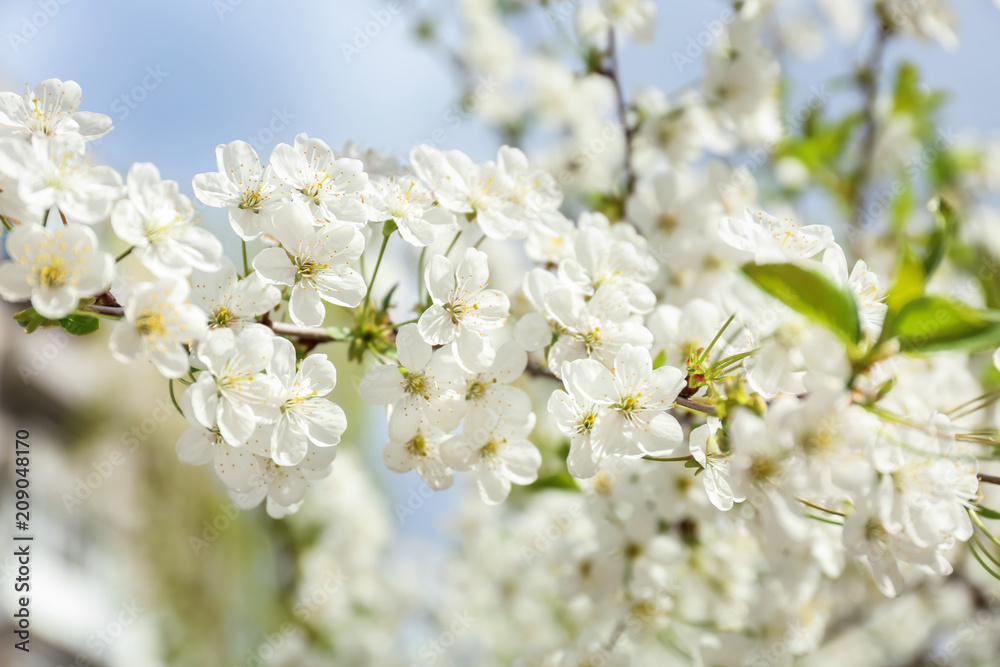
[{"left": 1, "top": 0, "right": 1000, "bottom": 665}]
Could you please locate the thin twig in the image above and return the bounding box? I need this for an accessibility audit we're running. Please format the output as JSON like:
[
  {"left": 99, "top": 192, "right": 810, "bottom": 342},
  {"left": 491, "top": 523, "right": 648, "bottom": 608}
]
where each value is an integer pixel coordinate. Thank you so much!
[
  {"left": 601, "top": 29, "right": 636, "bottom": 196},
  {"left": 850, "top": 23, "right": 891, "bottom": 232},
  {"left": 85, "top": 304, "right": 346, "bottom": 344}
]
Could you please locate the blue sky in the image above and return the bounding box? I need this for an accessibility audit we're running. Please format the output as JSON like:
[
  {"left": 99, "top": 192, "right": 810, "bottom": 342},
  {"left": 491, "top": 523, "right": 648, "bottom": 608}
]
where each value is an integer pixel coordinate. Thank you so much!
[{"left": 2, "top": 0, "right": 997, "bottom": 181}]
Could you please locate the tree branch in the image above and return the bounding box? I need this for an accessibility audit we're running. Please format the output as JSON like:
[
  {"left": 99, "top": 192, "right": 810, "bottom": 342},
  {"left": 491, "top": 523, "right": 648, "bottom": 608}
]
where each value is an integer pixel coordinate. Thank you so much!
[
  {"left": 85, "top": 304, "right": 344, "bottom": 344},
  {"left": 87, "top": 304, "right": 126, "bottom": 317},
  {"left": 601, "top": 29, "right": 636, "bottom": 196},
  {"left": 978, "top": 473, "right": 1000, "bottom": 486},
  {"left": 850, "top": 22, "right": 891, "bottom": 233}
]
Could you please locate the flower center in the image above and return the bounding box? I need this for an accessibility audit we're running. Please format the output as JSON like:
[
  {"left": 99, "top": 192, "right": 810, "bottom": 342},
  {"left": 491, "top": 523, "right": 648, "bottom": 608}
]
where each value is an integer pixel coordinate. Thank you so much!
[
  {"left": 578, "top": 327, "right": 601, "bottom": 353},
  {"left": 576, "top": 409, "right": 598, "bottom": 434},
  {"left": 401, "top": 369, "right": 431, "bottom": 400},
  {"left": 480, "top": 439, "right": 503, "bottom": 461},
  {"left": 612, "top": 392, "right": 643, "bottom": 418},
  {"left": 443, "top": 301, "right": 465, "bottom": 324},
  {"left": 295, "top": 256, "right": 329, "bottom": 282},
  {"left": 658, "top": 213, "right": 678, "bottom": 232},
  {"left": 137, "top": 310, "right": 166, "bottom": 337},
  {"left": 211, "top": 305, "right": 234, "bottom": 327},
  {"left": 240, "top": 187, "right": 264, "bottom": 211},
  {"left": 36, "top": 256, "right": 68, "bottom": 288},
  {"left": 407, "top": 432, "right": 428, "bottom": 458},
  {"left": 864, "top": 517, "right": 889, "bottom": 546},
  {"left": 465, "top": 379, "right": 489, "bottom": 402},
  {"left": 748, "top": 453, "right": 778, "bottom": 483}
]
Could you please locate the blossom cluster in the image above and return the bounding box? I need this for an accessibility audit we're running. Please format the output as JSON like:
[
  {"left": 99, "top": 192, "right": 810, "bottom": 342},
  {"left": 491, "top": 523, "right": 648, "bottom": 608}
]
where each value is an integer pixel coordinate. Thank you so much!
[{"left": 5, "top": 0, "right": 1000, "bottom": 662}]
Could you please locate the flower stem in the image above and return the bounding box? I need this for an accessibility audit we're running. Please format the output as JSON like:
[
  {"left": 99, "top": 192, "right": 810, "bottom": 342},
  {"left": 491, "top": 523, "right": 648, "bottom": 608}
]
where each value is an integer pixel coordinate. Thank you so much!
[
  {"left": 360, "top": 232, "right": 391, "bottom": 323},
  {"left": 0, "top": 215, "right": 12, "bottom": 231},
  {"left": 796, "top": 497, "right": 846, "bottom": 517},
  {"left": 242, "top": 240, "right": 251, "bottom": 276},
  {"left": 700, "top": 314, "right": 736, "bottom": 364},
  {"left": 416, "top": 246, "right": 428, "bottom": 302},
  {"left": 168, "top": 379, "right": 183, "bottom": 416},
  {"left": 115, "top": 247, "right": 133, "bottom": 262},
  {"left": 376, "top": 317, "right": 418, "bottom": 333},
  {"left": 444, "top": 230, "right": 462, "bottom": 257}
]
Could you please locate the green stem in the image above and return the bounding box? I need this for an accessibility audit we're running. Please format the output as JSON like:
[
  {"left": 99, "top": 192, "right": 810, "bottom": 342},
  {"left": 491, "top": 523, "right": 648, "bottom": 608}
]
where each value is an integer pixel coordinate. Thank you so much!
[
  {"left": 361, "top": 232, "right": 391, "bottom": 323},
  {"left": 700, "top": 314, "right": 735, "bottom": 364},
  {"left": 806, "top": 513, "right": 844, "bottom": 526},
  {"left": 168, "top": 379, "right": 183, "bottom": 416},
  {"left": 969, "top": 534, "right": 1000, "bottom": 580},
  {"left": 0, "top": 215, "right": 12, "bottom": 231},
  {"left": 376, "top": 317, "right": 419, "bottom": 333},
  {"left": 796, "top": 497, "right": 846, "bottom": 517},
  {"left": 416, "top": 246, "right": 428, "bottom": 303},
  {"left": 642, "top": 455, "right": 692, "bottom": 462},
  {"left": 444, "top": 230, "right": 463, "bottom": 257},
  {"left": 115, "top": 247, "right": 133, "bottom": 262},
  {"left": 970, "top": 508, "right": 1000, "bottom": 550},
  {"left": 242, "top": 240, "right": 251, "bottom": 276}
]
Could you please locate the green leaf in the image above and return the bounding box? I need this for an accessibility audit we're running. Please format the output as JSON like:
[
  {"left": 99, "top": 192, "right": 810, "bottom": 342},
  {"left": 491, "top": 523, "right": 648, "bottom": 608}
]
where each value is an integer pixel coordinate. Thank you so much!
[
  {"left": 325, "top": 326, "right": 353, "bottom": 341},
  {"left": 380, "top": 283, "right": 399, "bottom": 314},
  {"left": 741, "top": 263, "right": 862, "bottom": 346},
  {"left": 59, "top": 312, "right": 100, "bottom": 336},
  {"left": 890, "top": 296, "right": 1000, "bottom": 353},
  {"left": 13, "top": 307, "right": 59, "bottom": 333},
  {"left": 976, "top": 506, "right": 1000, "bottom": 521},
  {"left": 885, "top": 245, "right": 926, "bottom": 314},
  {"left": 652, "top": 349, "right": 667, "bottom": 370},
  {"left": 922, "top": 196, "right": 956, "bottom": 278},
  {"left": 866, "top": 245, "right": 925, "bottom": 360},
  {"left": 889, "top": 178, "right": 914, "bottom": 232}
]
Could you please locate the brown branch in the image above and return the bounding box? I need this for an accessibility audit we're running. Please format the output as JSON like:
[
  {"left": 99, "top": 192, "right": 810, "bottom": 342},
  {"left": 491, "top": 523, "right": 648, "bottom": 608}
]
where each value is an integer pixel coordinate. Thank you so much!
[
  {"left": 978, "top": 473, "right": 1000, "bottom": 486},
  {"left": 84, "top": 304, "right": 343, "bottom": 344},
  {"left": 850, "top": 22, "right": 891, "bottom": 233},
  {"left": 600, "top": 29, "right": 636, "bottom": 196},
  {"left": 269, "top": 321, "right": 338, "bottom": 343},
  {"left": 87, "top": 304, "right": 126, "bottom": 317},
  {"left": 675, "top": 396, "right": 717, "bottom": 416}
]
